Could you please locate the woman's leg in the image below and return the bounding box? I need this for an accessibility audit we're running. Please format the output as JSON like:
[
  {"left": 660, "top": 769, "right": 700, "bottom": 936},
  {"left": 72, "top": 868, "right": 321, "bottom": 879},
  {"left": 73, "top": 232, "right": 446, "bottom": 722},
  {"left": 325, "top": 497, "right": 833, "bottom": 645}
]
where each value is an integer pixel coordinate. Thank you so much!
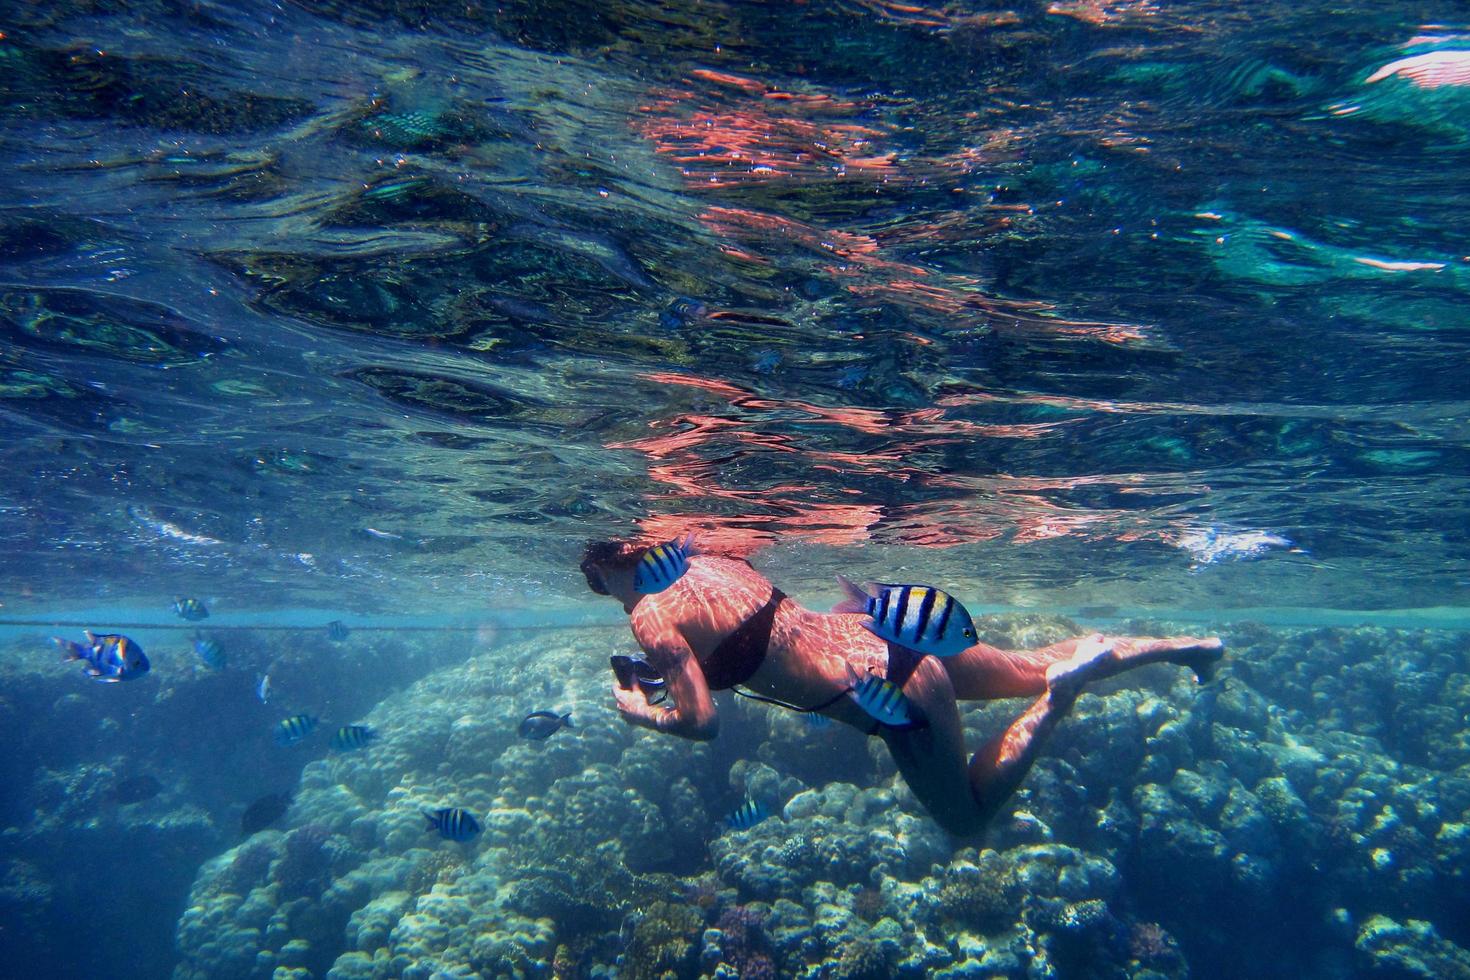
[
  {"left": 967, "top": 687, "right": 1074, "bottom": 825},
  {"left": 944, "top": 634, "right": 1225, "bottom": 700},
  {"left": 881, "top": 654, "right": 986, "bottom": 836},
  {"left": 887, "top": 636, "right": 1226, "bottom": 835},
  {"left": 882, "top": 650, "right": 1098, "bottom": 837}
]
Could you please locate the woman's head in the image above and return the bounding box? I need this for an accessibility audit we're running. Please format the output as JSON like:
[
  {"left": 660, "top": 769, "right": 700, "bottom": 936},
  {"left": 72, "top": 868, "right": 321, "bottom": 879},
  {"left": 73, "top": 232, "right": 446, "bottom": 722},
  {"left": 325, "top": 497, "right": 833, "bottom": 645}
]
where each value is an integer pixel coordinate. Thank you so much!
[{"left": 579, "top": 540, "right": 644, "bottom": 596}]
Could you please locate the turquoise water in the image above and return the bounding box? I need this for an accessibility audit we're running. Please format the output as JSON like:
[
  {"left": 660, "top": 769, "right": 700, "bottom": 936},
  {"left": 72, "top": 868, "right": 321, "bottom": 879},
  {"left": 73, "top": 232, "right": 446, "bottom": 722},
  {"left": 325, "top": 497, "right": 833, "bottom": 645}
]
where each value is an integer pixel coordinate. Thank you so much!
[{"left": 2, "top": 1, "right": 1470, "bottom": 978}]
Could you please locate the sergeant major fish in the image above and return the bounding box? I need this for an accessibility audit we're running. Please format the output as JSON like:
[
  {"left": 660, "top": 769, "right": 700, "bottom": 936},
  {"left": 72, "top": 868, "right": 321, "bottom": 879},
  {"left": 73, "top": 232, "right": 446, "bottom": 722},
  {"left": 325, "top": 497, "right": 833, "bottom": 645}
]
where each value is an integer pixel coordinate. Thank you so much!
[
  {"left": 274, "top": 714, "right": 318, "bottom": 746},
  {"left": 833, "top": 576, "right": 977, "bottom": 658},
  {"left": 633, "top": 534, "right": 702, "bottom": 594},
  {"left": 192, "top": 633, "right": 226, "bottom": 670},
  {"left": 725, "top": 797, "right": 770, "bottom": 831},
  {"left": 330, "top": 725, "right": 377, "bottom": 751},
  {"left": 173, "top": 597, "right": 209, "bottom": 621},
  {"left": 424, "top": 807, "right": 481, "bottom": 842},
  {"left": 845, "top": 663, "right": 915, "bottom": 728},
  {"left": 518, "top": 711, "right": 573, "bottom": 740},
  {"left": 53, "top": 631, "right": 150, "bottom": 683}
]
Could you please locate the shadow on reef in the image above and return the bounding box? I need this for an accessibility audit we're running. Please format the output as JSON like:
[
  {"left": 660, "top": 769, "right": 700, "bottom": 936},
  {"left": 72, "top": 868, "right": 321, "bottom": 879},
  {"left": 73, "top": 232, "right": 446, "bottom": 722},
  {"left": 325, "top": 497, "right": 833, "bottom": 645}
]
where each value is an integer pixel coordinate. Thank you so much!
[
  {"left": 158, "top": 619, "right": 1470, "bottom": 980},
  {"left": 0, "top": 626, "right": 475, "bottom": 980}
]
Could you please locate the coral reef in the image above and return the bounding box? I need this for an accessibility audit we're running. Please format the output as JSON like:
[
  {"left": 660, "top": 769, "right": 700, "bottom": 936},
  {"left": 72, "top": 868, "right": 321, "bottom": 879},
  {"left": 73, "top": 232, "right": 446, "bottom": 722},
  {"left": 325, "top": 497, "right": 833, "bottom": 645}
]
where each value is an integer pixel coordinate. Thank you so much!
[
  {"left": 623, "top": 901, "right": 706, "bottom": 979},
  {"left": 165, "top": 621, "right": 1470, "bottom": 980}
]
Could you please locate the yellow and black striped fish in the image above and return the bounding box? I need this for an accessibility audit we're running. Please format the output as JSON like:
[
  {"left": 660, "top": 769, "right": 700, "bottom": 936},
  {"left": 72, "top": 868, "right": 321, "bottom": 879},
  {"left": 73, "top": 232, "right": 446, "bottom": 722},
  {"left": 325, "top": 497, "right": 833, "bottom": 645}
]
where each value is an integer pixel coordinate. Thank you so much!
[
  {"left": 633, "top": 534, "right": 701, "bottom": 594},
  {"left": 274, "top": 714, "right": 318, "bottom": 746},
  {"left": 330, "top": 725, "right": 376, "bottom": 751},
  {"left": 424, "top": 807, "right": 481, "bottom": 841},
  {"left": 173, "top": 597, "right": 209, "bottom": 621},
  {"left": 834, "top": 576, "right": 976, "bottom": 658},
  {"left": 845, "top": 663, "right": 914, "bottom": 727},
  {"left": 724, "top": 797, "right": 770, "bottom": 831}
]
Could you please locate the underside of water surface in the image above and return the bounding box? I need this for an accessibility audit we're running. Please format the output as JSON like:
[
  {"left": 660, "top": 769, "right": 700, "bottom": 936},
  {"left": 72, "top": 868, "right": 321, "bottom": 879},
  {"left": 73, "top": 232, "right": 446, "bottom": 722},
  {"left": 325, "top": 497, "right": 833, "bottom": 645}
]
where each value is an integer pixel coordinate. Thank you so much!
[{"left": 0, "top": 0, "right": 1466, "bottom": 615}]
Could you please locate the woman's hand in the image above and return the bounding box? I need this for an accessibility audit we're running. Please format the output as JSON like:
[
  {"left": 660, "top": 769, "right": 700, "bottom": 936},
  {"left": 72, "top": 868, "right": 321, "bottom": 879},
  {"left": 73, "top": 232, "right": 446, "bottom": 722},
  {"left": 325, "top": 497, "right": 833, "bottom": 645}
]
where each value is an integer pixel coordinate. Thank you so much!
[{"left": 612, "top": 681, "right": 658, "bottom": 726}]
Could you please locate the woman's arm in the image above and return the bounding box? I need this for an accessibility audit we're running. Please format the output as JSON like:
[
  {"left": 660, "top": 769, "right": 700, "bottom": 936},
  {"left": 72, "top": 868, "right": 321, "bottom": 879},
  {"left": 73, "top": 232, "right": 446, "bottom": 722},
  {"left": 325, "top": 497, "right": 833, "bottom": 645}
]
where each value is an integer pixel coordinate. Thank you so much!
[{"left": 614, "top": 632, "right": 719, "bottom": 740}]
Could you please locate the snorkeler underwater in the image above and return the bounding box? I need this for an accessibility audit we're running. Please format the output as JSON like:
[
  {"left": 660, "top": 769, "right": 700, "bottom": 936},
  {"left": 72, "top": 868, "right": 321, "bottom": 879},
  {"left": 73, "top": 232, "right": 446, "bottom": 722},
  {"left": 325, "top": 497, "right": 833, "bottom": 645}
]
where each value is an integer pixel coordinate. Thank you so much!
[{"left": 1, "top": 0, "right": 1469, "bottom": 978}]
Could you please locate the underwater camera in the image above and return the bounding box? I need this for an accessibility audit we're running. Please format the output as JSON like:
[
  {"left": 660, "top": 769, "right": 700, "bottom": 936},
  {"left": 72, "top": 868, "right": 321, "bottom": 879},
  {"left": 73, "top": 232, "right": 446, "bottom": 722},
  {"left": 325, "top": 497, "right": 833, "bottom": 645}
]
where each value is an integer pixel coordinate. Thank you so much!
[{"left": 610, "top": 654, "right": 667, "bottom": 701}]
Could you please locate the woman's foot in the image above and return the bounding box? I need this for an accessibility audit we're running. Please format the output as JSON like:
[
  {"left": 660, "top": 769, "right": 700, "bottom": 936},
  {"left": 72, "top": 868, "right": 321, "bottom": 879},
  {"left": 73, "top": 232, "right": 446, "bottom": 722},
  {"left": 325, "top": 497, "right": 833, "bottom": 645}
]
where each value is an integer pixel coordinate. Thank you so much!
[
  {"left": 1043, "top": 634, "right": 1225, "bottom": 702},
  {"left": 1111, "top": 635, "right": 1224, "bottom": 684}
]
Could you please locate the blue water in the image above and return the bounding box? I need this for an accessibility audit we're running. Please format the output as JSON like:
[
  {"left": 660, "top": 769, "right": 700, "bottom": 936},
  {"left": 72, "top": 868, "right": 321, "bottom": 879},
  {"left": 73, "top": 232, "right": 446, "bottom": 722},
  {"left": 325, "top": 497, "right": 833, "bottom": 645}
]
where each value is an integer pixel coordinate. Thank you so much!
[{"left": 2, "top": 1, "right": 1469, "bottom": 977}]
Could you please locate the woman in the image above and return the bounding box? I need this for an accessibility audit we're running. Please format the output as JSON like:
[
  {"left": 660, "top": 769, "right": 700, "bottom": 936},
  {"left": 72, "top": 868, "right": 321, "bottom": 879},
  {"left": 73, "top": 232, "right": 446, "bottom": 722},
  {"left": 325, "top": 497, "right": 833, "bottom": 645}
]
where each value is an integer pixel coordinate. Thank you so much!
[{"left": 581, "top": 540, "right": 1224, "bottom": 837}]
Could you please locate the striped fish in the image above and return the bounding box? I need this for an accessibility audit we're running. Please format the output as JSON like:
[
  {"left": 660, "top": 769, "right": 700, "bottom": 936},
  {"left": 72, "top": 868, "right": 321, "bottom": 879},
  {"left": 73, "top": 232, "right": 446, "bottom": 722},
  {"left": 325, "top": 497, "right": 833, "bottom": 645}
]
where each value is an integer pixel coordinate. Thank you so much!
[
  {"left": 192, "top": 633, "right": 226, "bottom": 670},
  {"left": 725, "top": 797, "right": 770, "bottom": 831},
  {"left": 633, "top": 534, "right": 701, "bottom": 594},
  {"left": 833, "top": 576, "right": 976, "bottom": 658},
  {"left": 173, "top": 597, "right": 209, "bottom": 621},
  {"left": 326, "top": 620, "right": 350, "bottom": 642},
  {"left": 424, "top": 807, "right": 481, "bottom": 842},
  {"left": 330, "top": 725, "right": 377, "bottom": 751},
  {"left": 845, "top": 663, "right": 913, "bottom": 728},
  {"left": 54, "top": 631, "right": 150, "bottom": 683},
  {"left": 274, "top": 714, "right": 318, "bottom": 746}
]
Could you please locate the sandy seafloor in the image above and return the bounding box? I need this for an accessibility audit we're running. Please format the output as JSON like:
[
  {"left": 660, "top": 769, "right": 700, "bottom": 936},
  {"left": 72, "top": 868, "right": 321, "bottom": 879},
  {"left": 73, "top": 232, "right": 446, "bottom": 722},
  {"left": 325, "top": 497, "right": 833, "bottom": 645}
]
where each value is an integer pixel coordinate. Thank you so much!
[{"left": 3, "top": 616, "right": 1469, "bottom": 980}]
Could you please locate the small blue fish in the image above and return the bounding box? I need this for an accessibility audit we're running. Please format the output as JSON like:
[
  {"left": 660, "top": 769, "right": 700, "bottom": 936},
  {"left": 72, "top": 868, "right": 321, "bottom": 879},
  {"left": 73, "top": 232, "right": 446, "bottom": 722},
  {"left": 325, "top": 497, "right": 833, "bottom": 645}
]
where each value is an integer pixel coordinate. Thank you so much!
[
  {"left": 725, "top": 797, "right": 770, "bottom": 831},
  {"left": 804, "top": 711, "right": 833, "bottom": 730},
  {"left": 846, "top": 663, "right": 913, "bottom": 728},
  {"left": 834, "top": 576, "right": 976, "bottom": 658},
  {"left": 518, "top": 711, "right": 573, "bottom": 740},
  {"left": 274, "top": 714, "right": 318, "bottom": 746},
  {"left": 54, "top": 631, "right": 150, "bottom": 683},
  {"left": 330, "top": 725, "right": 376, "bottom": 751},
  {"left": 424, "top": 807, "right": 481, "bottom": 842},
  {"left": 256, "top": 673, "right": 272, "bottom": 704},
  {"left": 192, "top": 633, "right": 226, "bottom": 670},
  {"left": 326, "top": 620, "right": 350, "bottom": 642},
  {"left": 633, "top": 534, "right": 701, "bottom": 594},
  {"left": 173, "top": 597, "right": 209, "bottom": 621}
]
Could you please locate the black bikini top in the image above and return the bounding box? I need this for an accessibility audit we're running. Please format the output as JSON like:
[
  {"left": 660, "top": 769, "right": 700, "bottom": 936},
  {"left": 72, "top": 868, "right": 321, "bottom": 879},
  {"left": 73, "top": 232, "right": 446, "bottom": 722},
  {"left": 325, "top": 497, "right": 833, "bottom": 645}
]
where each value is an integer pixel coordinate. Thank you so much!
[{"left": 701, "top": 585, "right": 786, "bottom": 691}]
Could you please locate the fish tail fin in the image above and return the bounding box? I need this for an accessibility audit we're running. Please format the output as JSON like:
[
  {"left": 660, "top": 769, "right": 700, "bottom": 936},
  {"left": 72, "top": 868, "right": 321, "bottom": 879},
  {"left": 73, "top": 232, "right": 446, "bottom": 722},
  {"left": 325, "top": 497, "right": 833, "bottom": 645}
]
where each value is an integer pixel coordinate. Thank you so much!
[
  {"left": 54, "top": 638, "right": 81, "bottom": 662},
  {"left": 423, "top": 810, "right": 438, "bottom": 830},
  {"left": 562, "top": 713, "right": 574, "bottom": 728},
  {"left": 678, "top": 532, "right": 703, "bottom": 558},
  {"left": 832, "top": 574, "right": 873, "bottom": 614}
]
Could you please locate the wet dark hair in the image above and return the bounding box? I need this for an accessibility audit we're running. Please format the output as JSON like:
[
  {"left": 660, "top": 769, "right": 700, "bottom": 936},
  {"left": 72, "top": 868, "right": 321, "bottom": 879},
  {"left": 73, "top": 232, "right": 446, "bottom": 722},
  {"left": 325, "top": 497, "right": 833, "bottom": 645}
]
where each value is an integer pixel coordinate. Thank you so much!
[{"left": 579, "top": 540, "right": 644, "bottom": 595}]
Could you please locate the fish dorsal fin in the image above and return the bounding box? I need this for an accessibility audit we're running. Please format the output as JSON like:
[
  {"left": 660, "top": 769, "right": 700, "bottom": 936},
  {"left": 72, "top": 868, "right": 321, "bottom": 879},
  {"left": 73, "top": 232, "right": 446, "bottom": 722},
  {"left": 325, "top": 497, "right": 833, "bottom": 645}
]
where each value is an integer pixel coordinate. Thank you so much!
[{"left": 833, "top": 575, "right": 875, "bottom": 615}]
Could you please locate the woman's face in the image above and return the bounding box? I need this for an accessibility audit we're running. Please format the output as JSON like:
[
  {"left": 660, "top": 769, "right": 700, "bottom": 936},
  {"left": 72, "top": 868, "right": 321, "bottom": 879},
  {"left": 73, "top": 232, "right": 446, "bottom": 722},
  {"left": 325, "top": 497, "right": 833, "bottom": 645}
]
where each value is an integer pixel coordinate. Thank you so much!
[{"left": 581, "top": 557, "right": 611, "bottom": 595}]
